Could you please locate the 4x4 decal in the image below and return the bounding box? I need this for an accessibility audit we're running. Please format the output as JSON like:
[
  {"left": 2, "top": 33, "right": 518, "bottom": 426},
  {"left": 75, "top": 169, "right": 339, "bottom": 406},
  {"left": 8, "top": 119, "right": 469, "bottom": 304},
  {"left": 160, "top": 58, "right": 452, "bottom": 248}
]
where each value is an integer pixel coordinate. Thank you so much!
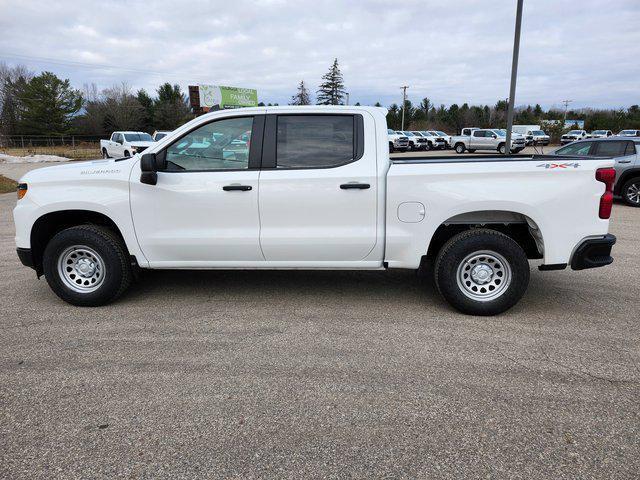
[{"left": 536, "top": 162, "right": 580, "bottom": 169}]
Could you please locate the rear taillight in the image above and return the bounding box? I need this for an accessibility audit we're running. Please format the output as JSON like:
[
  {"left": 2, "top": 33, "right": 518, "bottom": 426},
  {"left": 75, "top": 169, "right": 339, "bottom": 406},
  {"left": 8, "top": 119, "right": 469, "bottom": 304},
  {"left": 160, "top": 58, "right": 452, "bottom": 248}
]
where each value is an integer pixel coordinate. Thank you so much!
[{"left": 596, "top": 168, "right": 615, "bottom": 219}]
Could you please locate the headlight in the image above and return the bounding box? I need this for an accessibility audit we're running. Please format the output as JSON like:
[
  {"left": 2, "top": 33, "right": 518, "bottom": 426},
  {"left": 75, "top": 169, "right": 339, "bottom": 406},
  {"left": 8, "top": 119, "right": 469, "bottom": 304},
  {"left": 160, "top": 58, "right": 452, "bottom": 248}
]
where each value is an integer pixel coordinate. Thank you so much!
[
  {"left": 131, "top": 146, "right": 137, "bottom": 152},
  {"left": 17, "top": 183, "right": 27, "bottom": 200}
]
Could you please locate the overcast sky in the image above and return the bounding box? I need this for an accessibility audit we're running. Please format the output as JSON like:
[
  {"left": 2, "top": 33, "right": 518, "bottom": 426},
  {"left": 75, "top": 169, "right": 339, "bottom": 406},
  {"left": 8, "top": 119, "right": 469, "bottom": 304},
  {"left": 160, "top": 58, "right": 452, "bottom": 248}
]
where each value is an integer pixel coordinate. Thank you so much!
[{"left": 1, "top": 0, "right": 639, "bottom": 109}]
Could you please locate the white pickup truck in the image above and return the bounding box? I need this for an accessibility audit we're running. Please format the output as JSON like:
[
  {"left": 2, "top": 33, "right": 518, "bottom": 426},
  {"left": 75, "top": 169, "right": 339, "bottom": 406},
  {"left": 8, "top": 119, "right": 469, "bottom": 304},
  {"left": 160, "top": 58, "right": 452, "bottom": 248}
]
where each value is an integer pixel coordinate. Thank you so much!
[
  {"left": 14, "top": 106, "right": 617, "bottom": 315},
  {"left": 452, "top": 128, "right": 526, "bottom": 154},
  {"left": 100, "top": 131, "right": 155, "bottom": 158}
]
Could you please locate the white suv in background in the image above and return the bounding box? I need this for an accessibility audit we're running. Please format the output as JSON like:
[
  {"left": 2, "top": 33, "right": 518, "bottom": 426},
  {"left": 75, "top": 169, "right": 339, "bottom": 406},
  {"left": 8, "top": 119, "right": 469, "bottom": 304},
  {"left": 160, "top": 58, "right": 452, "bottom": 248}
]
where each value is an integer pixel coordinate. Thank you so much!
[
  {"left": 561, "top": 130, "right": 589, "bottom": 145},
  {"left": 591, "top": 130, "right": 613, "bottom": 139},
  {"left": 617, "top": 129, "right": 640, "bottom": 137}
]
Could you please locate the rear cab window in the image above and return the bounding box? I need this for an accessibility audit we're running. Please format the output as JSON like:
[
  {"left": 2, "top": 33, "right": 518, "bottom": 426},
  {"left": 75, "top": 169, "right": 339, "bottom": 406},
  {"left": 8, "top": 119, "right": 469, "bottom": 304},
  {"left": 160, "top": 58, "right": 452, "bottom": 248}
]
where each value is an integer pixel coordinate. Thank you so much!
[{"left": 593, "top": 141, "right": 630, "bottom": 157}]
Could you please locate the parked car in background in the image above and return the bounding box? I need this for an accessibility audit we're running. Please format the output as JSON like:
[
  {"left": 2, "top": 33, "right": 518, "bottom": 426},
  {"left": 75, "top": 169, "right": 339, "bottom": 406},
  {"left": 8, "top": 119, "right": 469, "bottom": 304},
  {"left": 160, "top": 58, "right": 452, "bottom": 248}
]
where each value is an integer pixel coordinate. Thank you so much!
[
  {"left": 524, "top": 129, "right": 550, "bottom": 146},
  {"left": 617, "top": 129, "right": 640, "bottom": 137},
  {"left": 552, "top": 137, "right": 640, "bottom": 207},
  {"left": 388, "top": 129, "right": 409, "bottom": 152},
  {"left": 400, "top": 131, "right": 429, "bottom": 151},
  {"left": 153, "top": 130, "right": 172, "bottom": 141},
  {"left": 560, "top": 130, "right": 589, "bottom": 145},
  {"left": 427, "top": 130, "right": 452, "bottom": 149},
  {"left": 100, "top": 132, "right": 155, "bottom": 158},
  {"left": 14, "top": 106, "right": 617, "bottom": 316},
  {"left": 591, "top": 130, "right": 613, "bottom": 138},
  {"left": 512, "top": 125, "right": 541, "bottom": 137},
  {"left": 452, "top": 128, "right": 526, "bottom": 154},
  {"left": 419, "top": 131, "right": 447, "bottom": 150}
]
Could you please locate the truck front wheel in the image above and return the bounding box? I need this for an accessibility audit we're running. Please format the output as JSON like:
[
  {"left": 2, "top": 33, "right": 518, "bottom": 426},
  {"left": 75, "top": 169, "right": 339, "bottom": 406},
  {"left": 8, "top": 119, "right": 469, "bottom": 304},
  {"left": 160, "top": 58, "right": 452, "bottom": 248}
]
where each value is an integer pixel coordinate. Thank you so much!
[
  {"left": 433, "top": 229, "right": 530, "bottom": 316},
  {"left": 42, "top": 225, "right": 132, "bottom": 306},
  {"left": 498, "top": 143, "right": 506, "bottom": 154},
  {"left": 102, "top": 148, "right": 109, "bottom": 159},
  {"left": 389, "top": 142, "right": 395, "bottom": 153},
  {"left": 454, "top": 143, "right": 466, "bottom": 154}
]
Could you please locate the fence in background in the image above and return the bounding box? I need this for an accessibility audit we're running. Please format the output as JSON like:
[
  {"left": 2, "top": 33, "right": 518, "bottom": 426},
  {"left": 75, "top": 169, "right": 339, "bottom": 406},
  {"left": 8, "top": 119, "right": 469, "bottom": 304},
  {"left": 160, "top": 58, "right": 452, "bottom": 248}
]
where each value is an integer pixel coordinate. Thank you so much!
[{"left": 0, "top": 134, "right": 103, "bottom": 160}]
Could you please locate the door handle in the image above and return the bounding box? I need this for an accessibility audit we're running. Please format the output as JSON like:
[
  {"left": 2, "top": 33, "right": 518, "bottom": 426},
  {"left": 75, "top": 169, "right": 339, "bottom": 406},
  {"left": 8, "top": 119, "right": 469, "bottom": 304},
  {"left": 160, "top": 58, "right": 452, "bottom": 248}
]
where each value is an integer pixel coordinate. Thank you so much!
[
  {"left": 618, "top": 160, "right": 631, "bottom": 164},
  {"left": 340, "top": 183, "right": 370, "bottom": 190},
  {"left": 223, "top": 185, "right": 252, "bottom": 191}
]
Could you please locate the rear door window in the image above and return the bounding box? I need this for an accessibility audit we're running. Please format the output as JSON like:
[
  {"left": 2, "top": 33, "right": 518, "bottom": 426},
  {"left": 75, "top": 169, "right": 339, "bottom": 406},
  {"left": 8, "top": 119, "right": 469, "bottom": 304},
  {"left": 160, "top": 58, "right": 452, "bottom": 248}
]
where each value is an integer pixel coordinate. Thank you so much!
[
  {"left": 276, "top": 115, "right": 355, "bottom": 169},
  {"left": 593, "top": 141, "right": 628, "bottom": 157}
]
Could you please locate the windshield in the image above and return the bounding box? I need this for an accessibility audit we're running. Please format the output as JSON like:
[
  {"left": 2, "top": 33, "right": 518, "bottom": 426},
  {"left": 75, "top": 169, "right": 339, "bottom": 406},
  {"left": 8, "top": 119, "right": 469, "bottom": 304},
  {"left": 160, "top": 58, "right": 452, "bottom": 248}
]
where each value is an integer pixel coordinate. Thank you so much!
[
  {"left": 435, "top": 131, "right": 446, "bottom": 136},
  {"left": 532, "top": 130, "right": 545, "bottom": 135},
  {"left": 592, "top": 130, "right": 606, "bottom": 134},
  {"left": 411, "top": 131, "right": 423, "bottom": 136},
  {"left": 387, "top": 129, "right": 396, "bottom": 134},
  {"left": 125, "top": 133, "right": 153, "bottom": 142},
  {"left": 154, "top": 133, "right": 167, "bottom": 140},
  {"left": 403, "top": 132, "right": 415, "bottom": 136},
  {"left": 492, "top": 130, "right": 506, "bottom": 137},
  {"left": 568, "top": 130, "right": 582, "bottom": 135},
  {"left": 620, "top": 130, "right": 635, "bottom": 135}
]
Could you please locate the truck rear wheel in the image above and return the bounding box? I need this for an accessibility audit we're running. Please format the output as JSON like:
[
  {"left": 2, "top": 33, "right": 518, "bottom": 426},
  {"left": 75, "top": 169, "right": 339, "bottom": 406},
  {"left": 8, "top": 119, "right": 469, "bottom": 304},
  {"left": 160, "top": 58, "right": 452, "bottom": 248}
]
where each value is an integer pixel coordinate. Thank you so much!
[
  {"left": 42, "top": 225, "right": 132, "bottom": 306},
  {"left": 433, "top": 229, "right": 530, "bottom": 316},
  {"left": 454, "top": 143, "right": 466, "bottom": 154},
  {"left": 622, "top": 178, "right": 640, "bottom": 207}
]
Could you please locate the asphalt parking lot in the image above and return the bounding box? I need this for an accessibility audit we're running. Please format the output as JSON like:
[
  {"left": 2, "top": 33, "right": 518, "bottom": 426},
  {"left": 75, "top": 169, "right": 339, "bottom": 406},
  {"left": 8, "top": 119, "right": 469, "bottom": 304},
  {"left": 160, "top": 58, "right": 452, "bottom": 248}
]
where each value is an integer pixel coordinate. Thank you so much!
[{"left": 1, "top": 160, "right": 639, "bottom": 479}]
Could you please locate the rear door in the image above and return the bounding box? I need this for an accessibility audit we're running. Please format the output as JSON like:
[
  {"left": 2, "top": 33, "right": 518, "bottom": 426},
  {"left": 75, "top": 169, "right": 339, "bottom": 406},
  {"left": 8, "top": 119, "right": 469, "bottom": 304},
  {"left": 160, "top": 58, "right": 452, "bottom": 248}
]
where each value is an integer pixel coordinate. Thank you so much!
[
  {"left": 593, "top": 140, "right": 638, "bottom": 181},
  {"left": 258, "top": 113, "right": 378, "bottom": 262}
]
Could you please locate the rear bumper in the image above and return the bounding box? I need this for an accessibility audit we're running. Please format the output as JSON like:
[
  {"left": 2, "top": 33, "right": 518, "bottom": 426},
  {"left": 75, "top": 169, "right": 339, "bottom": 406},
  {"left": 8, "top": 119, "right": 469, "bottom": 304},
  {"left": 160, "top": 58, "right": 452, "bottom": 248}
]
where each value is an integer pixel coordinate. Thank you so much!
[
  {"left": 570, "top": 234, "right": 616, "bottom": 270},
  {"left": 17, "top": 247, "right": 34, "bottom": 269}
]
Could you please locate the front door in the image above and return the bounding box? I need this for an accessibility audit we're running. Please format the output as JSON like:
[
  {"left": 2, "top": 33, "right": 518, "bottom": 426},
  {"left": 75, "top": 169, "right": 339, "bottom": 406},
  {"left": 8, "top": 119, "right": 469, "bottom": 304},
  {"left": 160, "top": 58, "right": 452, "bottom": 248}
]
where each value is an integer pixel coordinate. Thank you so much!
[
  {"left": 258, "top": 113, "right": 378, "bottom": 262},
  {"left": 130, "top": 115, "right": 265, "bottom": 267}
]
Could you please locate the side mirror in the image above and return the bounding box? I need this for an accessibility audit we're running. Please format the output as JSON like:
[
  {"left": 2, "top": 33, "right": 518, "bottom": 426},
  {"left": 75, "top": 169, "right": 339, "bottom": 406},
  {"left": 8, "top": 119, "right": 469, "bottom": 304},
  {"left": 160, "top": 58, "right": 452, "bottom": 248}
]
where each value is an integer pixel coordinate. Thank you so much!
[{"left": 140, "top": 152, "right": 166, "bottom": 185}]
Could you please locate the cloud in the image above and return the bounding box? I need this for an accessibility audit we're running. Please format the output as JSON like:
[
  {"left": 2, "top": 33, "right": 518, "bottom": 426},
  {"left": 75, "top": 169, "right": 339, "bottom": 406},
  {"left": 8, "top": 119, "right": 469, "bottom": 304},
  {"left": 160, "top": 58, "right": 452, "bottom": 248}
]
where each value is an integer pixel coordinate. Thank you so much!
[{"left": 1, "top": 0, "right": 638, "bottom": 108}]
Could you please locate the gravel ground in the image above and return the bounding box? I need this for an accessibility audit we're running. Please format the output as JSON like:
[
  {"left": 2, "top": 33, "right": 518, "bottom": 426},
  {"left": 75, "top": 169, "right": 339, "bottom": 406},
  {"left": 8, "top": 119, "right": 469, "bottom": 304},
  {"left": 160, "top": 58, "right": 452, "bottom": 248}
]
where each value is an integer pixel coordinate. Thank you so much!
[{"left": 0, "top": 162, "right": 638, "bottom": 479}]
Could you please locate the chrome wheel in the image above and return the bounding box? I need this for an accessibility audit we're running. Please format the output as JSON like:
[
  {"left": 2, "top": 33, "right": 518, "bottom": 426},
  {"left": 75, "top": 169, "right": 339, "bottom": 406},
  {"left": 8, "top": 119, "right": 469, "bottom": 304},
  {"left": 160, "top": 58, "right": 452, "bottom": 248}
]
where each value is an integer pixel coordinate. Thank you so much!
[
  {"left": 626, "top": 182, "right": 640, "bottom": 205},
  {"left": 57, "top": 245, "right": 106, "bottom": 293},
  {"left": 456, "top": 250, "right": 512, "bottom": 302}
]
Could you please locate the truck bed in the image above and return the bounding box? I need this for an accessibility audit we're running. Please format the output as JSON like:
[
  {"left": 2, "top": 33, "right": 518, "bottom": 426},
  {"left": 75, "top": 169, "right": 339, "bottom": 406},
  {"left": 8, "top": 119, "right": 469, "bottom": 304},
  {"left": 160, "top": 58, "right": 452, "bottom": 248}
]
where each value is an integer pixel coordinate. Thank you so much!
[{"left": 391, "top": 154, "right": 596, "bottom": 165}]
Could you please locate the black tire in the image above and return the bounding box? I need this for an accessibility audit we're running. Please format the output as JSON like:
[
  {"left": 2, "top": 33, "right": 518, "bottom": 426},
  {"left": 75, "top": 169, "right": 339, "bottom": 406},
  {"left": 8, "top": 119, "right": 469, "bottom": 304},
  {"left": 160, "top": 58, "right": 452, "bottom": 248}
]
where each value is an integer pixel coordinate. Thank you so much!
[
  {"left": 433, "top": 229, "right": 530, "bottom": 316},
  {"left": 42, "top": 225, "right": 132, "bottom": 306},
  {"left": 389, "top": 142, "right": 395, "bottom": 153},
  {"left": 102, "top": 148, "right": 110, "bottom": 159},
  {"left": 124, "top": 150, "right": 131, "bottom": 157},
  {"left": 454, "top": 143, "right": 466, "bottom": 154},
  {"left": 621, "top": 177, "right": 640, "bottom": 207},
  {"left": 467, "top": 149, "right": 476, "bottom": 153},
  {"left": 498, "top": 143, "right": 506, "bottom": 154}
]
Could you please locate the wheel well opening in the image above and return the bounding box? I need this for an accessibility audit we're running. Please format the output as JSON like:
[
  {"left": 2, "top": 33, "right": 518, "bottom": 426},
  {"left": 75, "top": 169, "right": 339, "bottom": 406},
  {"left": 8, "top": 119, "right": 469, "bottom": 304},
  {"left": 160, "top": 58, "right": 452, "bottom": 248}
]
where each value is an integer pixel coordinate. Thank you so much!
[
  {"left": 30, "top": 210, "right": 127, "bottom": 274},
  {"left": 423, "top": 211, "right": 543, "bottom": 266}
]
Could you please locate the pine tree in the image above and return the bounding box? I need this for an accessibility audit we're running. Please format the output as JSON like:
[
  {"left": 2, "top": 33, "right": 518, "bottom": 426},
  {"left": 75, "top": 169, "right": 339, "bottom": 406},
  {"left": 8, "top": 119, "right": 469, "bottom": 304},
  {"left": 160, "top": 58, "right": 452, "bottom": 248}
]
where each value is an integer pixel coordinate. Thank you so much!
[
  {"left": 17, "top": 71, "right": 82, "bottom": 135},
  {"left": 136, "top": 89, "right": 155, "bottom": 132},
  {"left": 154, "top": 83, "right": 192, "bottom": 130},
  {"left": 290, "top": 80, "right": 311, "bottom": 105},
  {"left": 316, "top": 59, "right": 346, "bottom": 105}
]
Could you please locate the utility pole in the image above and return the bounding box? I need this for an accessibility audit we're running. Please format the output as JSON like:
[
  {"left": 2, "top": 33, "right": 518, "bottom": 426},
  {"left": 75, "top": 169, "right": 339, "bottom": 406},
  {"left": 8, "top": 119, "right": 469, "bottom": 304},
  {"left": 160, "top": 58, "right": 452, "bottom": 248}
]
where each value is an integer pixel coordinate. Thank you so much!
[
  {"left": 562, "top": 99, "right": 573, "bottom": 126},
  {"left": 505, "top": 0, "right": 524, "bottom": 155},
  {"left": 345, "top": 93, "right": 350, "bottom": 106},
  {"left": 400, "top": 86, "right": 409, "bottom": 131}
]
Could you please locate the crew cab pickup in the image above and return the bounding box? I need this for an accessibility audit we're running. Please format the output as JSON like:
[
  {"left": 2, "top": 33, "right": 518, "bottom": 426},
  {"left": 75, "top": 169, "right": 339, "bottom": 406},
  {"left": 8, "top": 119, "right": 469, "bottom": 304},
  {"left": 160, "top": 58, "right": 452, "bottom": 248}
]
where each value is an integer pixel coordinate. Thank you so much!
[
  {"left": 100, "top": 131, "right": 155, "bottom": 158},
  {"left": 452, "top": 128, "right": 526, "bottom": 154},
  {"left": 387, "top": 129, "right": 409, "bottom": 152},
  {"left": 14, "top": 106, "right": 617, "bottom": 315}
]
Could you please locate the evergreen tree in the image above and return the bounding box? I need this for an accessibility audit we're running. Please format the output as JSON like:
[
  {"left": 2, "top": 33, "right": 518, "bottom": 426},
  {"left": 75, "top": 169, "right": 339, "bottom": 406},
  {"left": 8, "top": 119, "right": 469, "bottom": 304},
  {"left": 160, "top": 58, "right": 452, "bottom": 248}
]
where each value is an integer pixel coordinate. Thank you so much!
[
  {"left": 316, "top": 59, "right": 346, "bottom": 105},
  {"left": 154, "top": 83, "right": 191, "bottom": 130},
  {"left": 136, "top": 89, "right": 155, "bottom": 132},
  {"left": 17, "top": 71, "right": 82, "bottom": 135},
  {"left": 290, "top": 80, "right": 311, "bottom": 105}
]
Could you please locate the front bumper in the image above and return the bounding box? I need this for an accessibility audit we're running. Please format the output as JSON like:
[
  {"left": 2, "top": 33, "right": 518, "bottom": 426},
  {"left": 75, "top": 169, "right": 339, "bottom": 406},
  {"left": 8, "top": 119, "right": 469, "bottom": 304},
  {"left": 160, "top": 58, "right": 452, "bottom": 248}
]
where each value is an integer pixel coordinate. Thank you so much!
[{"left": 570, "top": 234, "right": 616, "bottom": 270}]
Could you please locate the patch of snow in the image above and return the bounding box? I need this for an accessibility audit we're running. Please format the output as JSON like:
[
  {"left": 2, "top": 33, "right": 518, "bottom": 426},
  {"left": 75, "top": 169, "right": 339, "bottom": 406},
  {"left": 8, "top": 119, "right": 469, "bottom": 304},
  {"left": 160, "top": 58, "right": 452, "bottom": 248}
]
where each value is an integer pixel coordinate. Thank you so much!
[{"left": 0, "top": 153, "right": 71, "bottom": 164}]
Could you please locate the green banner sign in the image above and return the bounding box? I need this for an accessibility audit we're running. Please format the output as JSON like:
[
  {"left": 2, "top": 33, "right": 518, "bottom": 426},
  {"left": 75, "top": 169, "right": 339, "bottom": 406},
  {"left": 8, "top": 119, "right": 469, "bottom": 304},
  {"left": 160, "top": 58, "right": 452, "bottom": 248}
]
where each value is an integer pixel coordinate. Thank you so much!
[{"left": 198, "top": 85, "right": 258, "bottom": 109}]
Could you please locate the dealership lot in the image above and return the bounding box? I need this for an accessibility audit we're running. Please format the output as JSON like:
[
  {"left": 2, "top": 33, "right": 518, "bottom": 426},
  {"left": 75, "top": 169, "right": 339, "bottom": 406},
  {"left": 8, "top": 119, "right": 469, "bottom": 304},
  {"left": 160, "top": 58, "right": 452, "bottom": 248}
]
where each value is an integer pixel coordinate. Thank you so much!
[{"left": 0, "top": 162, "right": 639, "bottom": 478}]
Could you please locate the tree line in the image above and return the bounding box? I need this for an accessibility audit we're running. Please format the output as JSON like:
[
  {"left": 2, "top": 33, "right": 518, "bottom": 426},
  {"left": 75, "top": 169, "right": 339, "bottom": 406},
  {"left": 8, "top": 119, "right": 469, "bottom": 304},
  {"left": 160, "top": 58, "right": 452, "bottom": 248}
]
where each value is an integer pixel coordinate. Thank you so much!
[{"left": 1, "top": 60, "right": 639, "bottom": 141}]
